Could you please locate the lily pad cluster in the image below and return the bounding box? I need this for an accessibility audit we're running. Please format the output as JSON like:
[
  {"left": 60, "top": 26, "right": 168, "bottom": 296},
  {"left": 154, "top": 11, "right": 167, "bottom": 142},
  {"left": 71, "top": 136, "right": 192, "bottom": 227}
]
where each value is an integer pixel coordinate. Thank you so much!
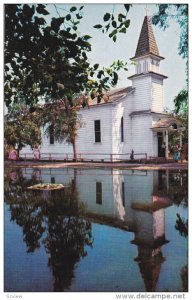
[{"left": 27, "top": 183, "right": 65, "bottom": 190}]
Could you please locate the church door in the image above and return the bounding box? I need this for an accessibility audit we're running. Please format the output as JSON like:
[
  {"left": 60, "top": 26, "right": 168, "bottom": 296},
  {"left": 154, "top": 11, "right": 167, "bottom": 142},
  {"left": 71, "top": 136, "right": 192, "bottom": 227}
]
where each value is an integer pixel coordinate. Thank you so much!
[{"left": 157, "top": 132, "right": 163, "bottom": 157}]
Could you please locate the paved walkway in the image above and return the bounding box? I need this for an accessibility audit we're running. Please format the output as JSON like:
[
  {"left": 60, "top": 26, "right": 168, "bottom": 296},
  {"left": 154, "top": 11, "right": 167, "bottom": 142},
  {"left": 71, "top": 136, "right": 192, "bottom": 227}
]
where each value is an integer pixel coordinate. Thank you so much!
[{"left": 4, "top": 160, "right": 188, "bottom": 170}]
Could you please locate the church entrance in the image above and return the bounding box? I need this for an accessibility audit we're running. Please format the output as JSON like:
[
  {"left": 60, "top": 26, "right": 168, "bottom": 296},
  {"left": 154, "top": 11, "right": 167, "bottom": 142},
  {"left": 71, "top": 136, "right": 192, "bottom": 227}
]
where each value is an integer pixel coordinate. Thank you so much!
[{"left": 157, "top": 132, "right": 164, "bottom": 157}]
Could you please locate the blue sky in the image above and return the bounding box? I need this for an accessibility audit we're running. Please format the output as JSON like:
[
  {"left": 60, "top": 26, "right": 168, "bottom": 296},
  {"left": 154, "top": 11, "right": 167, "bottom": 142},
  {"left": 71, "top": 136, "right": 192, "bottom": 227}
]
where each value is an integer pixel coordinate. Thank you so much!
[{"left": 45, "top": 3, "right": 187, "bottom": 111}]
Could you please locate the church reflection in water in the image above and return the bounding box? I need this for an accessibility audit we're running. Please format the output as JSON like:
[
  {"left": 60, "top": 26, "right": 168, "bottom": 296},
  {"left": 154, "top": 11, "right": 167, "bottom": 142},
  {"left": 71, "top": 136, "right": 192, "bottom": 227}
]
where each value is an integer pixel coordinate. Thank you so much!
[
  {"left": 5, "top": 167, "right": 187, "bottom": 292},
  {"left": 75, "top": 169, "right": 172, "bottom": 292}
]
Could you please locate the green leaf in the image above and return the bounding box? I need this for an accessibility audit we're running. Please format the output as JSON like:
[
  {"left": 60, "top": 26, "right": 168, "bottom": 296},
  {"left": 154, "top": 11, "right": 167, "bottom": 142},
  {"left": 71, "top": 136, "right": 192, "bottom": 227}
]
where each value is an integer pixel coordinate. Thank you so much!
[
  {"left": 51, "top": 17, "right": 65, "bottom": 32},
  {"left": 124, "top": 19, "right": 130, "bottom": 28},
  {"left": 103, "top": 13, "right": 111, "bottom": 22},
  {"left": 112, "top": 20, "right": 117, "bottom": 28},
  {"left": 97, "top": 70, "right": 104, "bottom": 79},
  {"left": 94, "top": 63, "right": 99, "bottom": 70},
  {"left": 109, "top": 29, "right": 117, "bottom": 38},
  {"left": 66, "top": 14, "right": 71, "bottom": 21},
  {"left": 70, "top": 6, "right": 77, "bottom": 12},
  {"left": 113, "top": 35, "right": 117, "bottom": 42},
  {"left": 105, "top": 23, "right": 110, "bottom": 32},
  {"left": 36, "top": 4, "right": 49, "bottom": 15},
  {"left": 76, "top": 13, "right": 82, "bottom": 19},
  {"left": 80, "top": 6, "right": 84, "bottom": 10},
  {"left": 118, "top": 13, "right": 126, "bottom": 22},
  {"left": 124, "top": 4, "right": 130, "bottom": 12},
  {"left": 120, "top": 27, "right": 127, "bottom": 33},
  {"left": 23, "top": 4, "right": 35, "bottom": 18},
  {"left": 113, "top": 72, "right": 118, "bottom": 84},
  {"left": 83, "top": 35, "right": 92, "bottom": 40},
  {"left": 93, "top": 24, "right": 102, "bottom": 29},
  {"left": 35, "top": 16, "right": 46, "bottom": 26}
]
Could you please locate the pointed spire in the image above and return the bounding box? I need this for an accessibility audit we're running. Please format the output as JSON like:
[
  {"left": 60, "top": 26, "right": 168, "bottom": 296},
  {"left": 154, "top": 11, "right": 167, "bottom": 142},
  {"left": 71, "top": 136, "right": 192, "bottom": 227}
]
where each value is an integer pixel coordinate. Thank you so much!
[{"left": 134, "top": 16, "right": 160, "bottom": 59}]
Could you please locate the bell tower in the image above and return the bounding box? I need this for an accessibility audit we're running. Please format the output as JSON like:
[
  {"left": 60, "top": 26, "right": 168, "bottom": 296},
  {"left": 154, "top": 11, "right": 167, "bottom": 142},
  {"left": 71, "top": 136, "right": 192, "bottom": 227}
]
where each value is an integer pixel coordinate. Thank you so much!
[{"left": 128, "top": 16, "right": 167, "bottom": 113}]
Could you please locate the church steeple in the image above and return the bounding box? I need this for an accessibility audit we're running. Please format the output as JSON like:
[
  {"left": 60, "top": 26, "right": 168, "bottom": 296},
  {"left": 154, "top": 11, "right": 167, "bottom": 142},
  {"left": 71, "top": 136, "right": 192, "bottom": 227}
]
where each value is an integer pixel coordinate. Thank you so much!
[
  {"left": 134, "top": 15, "right": 161, "bottom": 59},
  {"left": 129, "top": 15, "right": 167, "bottom": 79},
  {"left": 128, "top": 14, "right": 167, "bottom": 113}
]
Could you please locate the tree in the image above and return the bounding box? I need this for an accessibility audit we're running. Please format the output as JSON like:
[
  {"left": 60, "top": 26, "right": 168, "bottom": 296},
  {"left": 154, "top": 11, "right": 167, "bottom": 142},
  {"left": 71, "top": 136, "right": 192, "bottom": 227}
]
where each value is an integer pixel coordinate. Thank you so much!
[
  {"left": 152, "top": 4, "right": 188, "bottom": 60},
  {"left": 173, "top": 89, "right": 188, "bottom": 115},
  {"left": 152, "top": 4, "right": 188, "bottom": 115},
  {"left": 4, "top": 102, "right": 42, "bottom": 157},
  {"left": 5, "top": 4, "right": 128, "bottom": 159},
  {"left": 4, "top": 168, "right": 93, "bottom": 291},
  {"left": 5, "top": 4, "right": 127, "bottom": 109},
  {"left": 41, "top": 100, "right": 83, "bottom": 161}
]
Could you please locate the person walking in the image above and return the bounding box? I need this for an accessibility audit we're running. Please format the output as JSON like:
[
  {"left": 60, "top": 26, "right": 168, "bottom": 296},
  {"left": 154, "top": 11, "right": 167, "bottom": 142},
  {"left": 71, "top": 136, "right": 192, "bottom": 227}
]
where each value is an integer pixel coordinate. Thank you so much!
[
  {"left": 8, "top": 148, "right": 18, "bottom": 161},
  {"left": 161, "top": 142, "right": 166, "bottom": 157},
  {"left": 173, "top": 144, "right": 179, "bottom": 162},
  {"left": 33, "top": 146, "right": 41, "bottom": 160}
]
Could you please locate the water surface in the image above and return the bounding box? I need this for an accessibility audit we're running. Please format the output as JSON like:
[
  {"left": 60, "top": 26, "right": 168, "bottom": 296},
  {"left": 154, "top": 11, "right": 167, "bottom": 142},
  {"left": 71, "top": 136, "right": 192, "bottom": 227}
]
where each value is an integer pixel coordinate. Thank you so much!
[{"left": 4, "top": 167, "right": 188, "bottom": 292}]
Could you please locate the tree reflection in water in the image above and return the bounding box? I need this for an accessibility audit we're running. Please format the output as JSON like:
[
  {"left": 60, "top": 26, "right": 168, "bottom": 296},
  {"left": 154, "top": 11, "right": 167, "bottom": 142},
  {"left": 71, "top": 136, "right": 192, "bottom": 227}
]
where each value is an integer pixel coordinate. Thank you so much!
[
  {"left": 167, "top": 171, "right": 188, "bottom": 292},
  {"left": 4, "top": 168, "right": 93, "bottom": 292}
]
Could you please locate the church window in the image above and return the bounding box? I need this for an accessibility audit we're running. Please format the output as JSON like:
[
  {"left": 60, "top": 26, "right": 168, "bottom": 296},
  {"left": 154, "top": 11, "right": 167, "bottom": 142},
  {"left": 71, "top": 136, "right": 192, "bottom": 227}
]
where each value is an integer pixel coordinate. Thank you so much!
[
  {"left": 146, "top": 61, "right": 148, "bottom": 71},
  {"left": 121, "top": 117, "right": 124, "bottom": 142},
  {"left": 137, "top": 62, "right": 141, "bottom": 74},
  {"left": 96, "top": 182, "right": 102, "bottom": 204},
  {"left": 49, "top": 124, "right": 54, "bottom": 145},
  {"left": 143, "top": 61, "right": 147, "bottom": 72},
  {"left": 51, "top": 177, "right": 55, "bottom": 183},
  {"left": 94, "top": 120, "right": 101, "bottom": 142}
]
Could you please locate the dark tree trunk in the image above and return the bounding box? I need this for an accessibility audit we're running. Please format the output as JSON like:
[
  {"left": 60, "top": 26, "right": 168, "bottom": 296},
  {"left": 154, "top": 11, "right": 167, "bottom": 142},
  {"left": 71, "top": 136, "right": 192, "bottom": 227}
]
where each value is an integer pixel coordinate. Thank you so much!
[{"left": 71, "top": 138, "right": 77, "bottom": 161}]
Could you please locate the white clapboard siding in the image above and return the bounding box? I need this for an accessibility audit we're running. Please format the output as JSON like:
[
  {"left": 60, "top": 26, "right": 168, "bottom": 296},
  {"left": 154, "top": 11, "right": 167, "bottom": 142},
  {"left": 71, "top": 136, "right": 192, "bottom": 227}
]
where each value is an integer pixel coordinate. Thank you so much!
[
  {"left": 151, "top": 80, "right": 163, "bottom": 112},
  {"left": 125, "top": 171, "right": 154, "bottom": 204},
  {"left": 20, "top": 104, "right": 113, "bottom": 160},
  {"left": 41, "top": 128, "right": 73, "bottom": 155},
  {"left": 111, "top": 101, "right": 124, "bottom": 156},
  {"left": 111, "top": 94, "right": 133, "bottom": 158},
  {"left": 75, "top": 104, "right": 113, "bottom": 160},
  {"left": 131, "top": 76, "right": 152, "bottom": 111},
  {"left": 76, "top": 169, "right": 115, "bottom": 216},
  {"left": 20, "top": 127, "right": 74, "bottom": 159},
  {"left": 129, "top": 114, "right": 155, "bottom": 157}
]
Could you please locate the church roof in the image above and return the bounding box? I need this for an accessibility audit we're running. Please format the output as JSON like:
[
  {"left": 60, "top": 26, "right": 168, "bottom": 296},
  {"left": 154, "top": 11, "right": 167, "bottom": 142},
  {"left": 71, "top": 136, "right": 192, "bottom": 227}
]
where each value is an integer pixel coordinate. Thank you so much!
[
  {"left": 131, "top": 16, "right": 163, "bottom": 60},
  {"left": 128, "top": 71, "right": 167, "bottom": 80},
  {"left": 152, "top": 118, "right": 182, "bottom": 129},
  {"left": 41, "top": 86, "right": 134, "bottom": 111},
  {"left": 129, "top": 109, "right": 168, "bottom": 117},
  {"left": 88, "top": 86, "right": 134, "bottom": 107}
]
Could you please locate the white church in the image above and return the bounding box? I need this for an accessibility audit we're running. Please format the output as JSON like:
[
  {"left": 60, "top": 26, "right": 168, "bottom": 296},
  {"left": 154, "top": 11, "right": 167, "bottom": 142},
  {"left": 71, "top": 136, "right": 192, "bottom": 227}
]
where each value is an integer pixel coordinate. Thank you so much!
[{"left": 21, "top": 16, "right": 182, "bottom": 162}]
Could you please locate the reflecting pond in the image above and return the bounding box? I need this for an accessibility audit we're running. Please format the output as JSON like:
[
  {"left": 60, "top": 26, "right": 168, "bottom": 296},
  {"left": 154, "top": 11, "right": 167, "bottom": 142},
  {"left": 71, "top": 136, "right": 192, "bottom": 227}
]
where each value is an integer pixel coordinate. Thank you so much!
[{"left": 4, "top": 167, "right": 188, "bottom": 292}]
